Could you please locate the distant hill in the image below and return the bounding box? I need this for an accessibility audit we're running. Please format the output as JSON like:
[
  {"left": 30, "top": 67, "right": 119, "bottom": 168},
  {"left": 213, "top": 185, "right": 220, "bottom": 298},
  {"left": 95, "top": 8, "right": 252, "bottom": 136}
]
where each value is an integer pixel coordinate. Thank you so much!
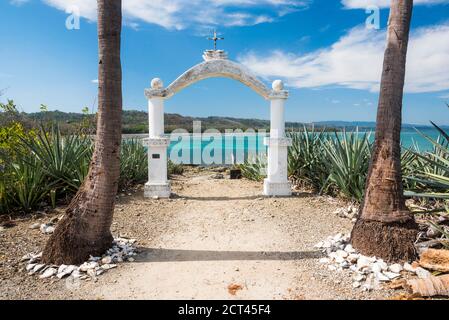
[{"left": 13, "top": 110, "right": 446, "bottom": 134}]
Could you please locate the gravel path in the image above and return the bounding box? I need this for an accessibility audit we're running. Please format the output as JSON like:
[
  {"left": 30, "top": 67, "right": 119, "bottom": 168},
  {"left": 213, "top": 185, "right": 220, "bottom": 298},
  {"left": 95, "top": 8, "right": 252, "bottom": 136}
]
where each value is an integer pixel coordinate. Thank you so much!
[{"left": 0, "top": 168, "right": 396, "bottom": 299}]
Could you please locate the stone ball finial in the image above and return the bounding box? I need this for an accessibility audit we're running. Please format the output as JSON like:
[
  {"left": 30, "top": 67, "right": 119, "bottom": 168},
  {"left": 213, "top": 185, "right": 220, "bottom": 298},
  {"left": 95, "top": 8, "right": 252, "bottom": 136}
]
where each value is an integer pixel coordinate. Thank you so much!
[
  {"left": 151, "top": 78, "right": 163, "bottom": 89},
  {"left": 272, "top": 80, "right": 284, "bottom": 92}
]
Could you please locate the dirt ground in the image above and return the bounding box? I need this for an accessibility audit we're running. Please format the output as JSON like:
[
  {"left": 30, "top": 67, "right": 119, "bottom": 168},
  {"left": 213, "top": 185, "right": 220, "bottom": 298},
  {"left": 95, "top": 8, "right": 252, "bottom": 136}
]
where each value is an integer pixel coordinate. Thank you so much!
[{"left": 0, "top": 167, "right": 398, "bottom": 300}]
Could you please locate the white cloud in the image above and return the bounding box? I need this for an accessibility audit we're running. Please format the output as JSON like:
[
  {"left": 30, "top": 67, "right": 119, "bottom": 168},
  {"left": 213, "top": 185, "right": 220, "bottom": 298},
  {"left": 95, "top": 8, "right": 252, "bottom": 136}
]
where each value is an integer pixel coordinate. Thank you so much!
[
  {"left": 91, "top": 79, "right": 98, "bottom": 84},
  {"left": 40, "top": 0, "right": 309, "bottom": 30},
  {"left": 238, "top": 23, "right": 449, "bottom": 93},
  {"left": 342, "top": 0, "right": 449, "bottom": 9}
]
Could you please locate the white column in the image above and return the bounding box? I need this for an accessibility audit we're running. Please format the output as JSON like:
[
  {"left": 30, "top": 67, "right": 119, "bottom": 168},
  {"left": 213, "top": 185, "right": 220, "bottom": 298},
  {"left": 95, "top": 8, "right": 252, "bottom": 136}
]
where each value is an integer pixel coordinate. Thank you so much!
[
  {"left": 148, "top": 97, "right": 164, "bottom": 138},
  {"left": 264, "top": 80, "right": 292, "bottom": 197},
  {"left": 144, "top": 78, "right": 171, "bottom": 198}
]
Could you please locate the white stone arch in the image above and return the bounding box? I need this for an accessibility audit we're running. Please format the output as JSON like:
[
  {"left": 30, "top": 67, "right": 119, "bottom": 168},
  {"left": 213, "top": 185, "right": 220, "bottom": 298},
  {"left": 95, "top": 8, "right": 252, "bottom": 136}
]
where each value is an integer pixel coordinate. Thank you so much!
[{"left": 144, "top": 50, "right": 292, "bottom": 198}]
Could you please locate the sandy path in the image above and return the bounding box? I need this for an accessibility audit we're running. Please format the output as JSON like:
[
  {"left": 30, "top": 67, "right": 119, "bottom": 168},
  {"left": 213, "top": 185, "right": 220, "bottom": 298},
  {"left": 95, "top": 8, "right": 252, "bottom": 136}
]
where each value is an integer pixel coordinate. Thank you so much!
[{"left": 75, "top": 170, "right": 391, "bottom": 300}]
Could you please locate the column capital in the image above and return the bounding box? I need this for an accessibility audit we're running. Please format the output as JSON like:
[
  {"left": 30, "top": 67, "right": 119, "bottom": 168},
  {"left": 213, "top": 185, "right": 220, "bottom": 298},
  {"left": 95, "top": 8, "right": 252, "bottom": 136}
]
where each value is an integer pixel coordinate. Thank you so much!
[
  {"left": 145, "top": 77, "right": 167, "bottom": 99},
  {"left": 145, "top": 88, "right": 168, "bottom": 99},
  {"left": 268, "top": 90, "right": 289, "bottom": 100}
]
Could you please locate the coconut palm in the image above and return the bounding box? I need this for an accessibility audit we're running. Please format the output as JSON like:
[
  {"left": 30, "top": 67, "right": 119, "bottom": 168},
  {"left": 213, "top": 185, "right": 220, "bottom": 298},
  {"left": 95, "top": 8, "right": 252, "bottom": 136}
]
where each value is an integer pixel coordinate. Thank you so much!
[
  {"left": 42, "top": 0, "right": 123, "bottom": 264},
  {"left": 351, "top": 0, "right": 418, "bottom": 262}
]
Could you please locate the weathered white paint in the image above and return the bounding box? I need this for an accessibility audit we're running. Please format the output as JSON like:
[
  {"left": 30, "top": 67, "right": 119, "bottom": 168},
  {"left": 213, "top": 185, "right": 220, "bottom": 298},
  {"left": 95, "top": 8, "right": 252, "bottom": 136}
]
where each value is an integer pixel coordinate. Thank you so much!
[
  {"left": 263, "top": 83, "right": 292, "bottom": 197},
  {"left": 145, "top": 59, "right": 271, "bottom": 100},
  {"left": 144, "top": 50, "right": 292, "bottom": 198},
  {"left": 144, "top": 78, "right": 171, "bottom": 198}
]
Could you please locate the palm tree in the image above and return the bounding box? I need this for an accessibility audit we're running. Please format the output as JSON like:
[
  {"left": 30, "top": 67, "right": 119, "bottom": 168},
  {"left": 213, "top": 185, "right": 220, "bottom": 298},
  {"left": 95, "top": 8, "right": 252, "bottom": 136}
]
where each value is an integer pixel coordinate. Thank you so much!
[
  {"left": 42, "top": 0, "right": 122, "bottom": 265},
  {"left": 351, "top": 0, "right": 418, "bottom": 262}
]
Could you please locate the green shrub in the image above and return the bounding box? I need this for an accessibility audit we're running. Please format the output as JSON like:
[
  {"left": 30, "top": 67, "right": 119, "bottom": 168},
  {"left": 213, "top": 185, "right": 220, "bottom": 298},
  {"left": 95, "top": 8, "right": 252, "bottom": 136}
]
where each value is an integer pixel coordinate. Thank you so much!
[
  {"left": 18, "top": 125, "right": 93, "bottom": 195},
  {"left": 239, "top": 155, "right": 266, "bottom": 182},
  {"left": 168, "top": 160, "right": 184, "bottom": 176},
  {"left": 120, "top": 139, "right": 148, "bottom": 188},
  {"left": 287, "top": 127, "right": 329, "bottom": 191},
  {"left": 322, "top": 130, "right": 372, "bottom": 201},
  {"left": 7, "top": 156, "right": 53, "bottom": 212},
  {"left": 405, "top": 124, "right": 449, "bottom": 199}
]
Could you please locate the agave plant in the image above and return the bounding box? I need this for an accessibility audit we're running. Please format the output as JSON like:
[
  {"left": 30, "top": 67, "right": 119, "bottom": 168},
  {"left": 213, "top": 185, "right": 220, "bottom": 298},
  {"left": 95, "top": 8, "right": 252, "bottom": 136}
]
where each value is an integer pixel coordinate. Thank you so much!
[
  {"left": 239, "top": 154, "right": 267, "bottom": 182},
  {"left": 7, "top": 155, "right": 53, "bottom": 212},
  {"left": 405, "top": 123, "right": 449, "bottom": 199},
  {"left": 119, "top": 139, "right": 148, "bottom": 188},
  {"left": 287, "top": 127, "right": 329, "bottom": 191},
  {"left": 322, "top": 129, "right": 373, "bottom": 201},
  {"left": 18, "top": 125, "right": 93, "bottom": 195}
]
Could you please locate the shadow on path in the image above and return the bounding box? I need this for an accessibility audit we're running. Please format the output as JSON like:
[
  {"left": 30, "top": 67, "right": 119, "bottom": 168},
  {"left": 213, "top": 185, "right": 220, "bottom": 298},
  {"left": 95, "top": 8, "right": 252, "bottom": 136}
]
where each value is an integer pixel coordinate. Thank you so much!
[
  {"left": 135, "top": 248, "right": 324, "bottom": 263},
  {"left": 170, "top": 192, "right": 314, "bottom": 202}
]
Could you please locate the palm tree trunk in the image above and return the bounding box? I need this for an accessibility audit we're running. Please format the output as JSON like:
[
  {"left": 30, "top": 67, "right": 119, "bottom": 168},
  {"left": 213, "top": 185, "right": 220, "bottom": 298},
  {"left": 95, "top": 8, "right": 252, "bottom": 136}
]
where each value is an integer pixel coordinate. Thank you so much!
[
  {"left": 42, "top": 0, "right": 122, "bottom": 265},
  {"left": 351, "top": 0, "right": 418, "bottom": 262}
]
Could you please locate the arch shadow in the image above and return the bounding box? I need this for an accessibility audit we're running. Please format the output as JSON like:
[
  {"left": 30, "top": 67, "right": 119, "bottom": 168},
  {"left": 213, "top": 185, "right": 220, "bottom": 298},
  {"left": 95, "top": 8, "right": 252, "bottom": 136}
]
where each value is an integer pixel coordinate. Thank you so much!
[{"left": 134, "top": 248, "right": 324, "bottom": 263}]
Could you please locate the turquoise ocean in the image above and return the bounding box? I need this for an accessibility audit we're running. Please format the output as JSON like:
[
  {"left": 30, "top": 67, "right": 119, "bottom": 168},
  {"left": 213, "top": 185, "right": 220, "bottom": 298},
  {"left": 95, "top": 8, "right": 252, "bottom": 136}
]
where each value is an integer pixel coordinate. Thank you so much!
[{"left": 165, "top": 128, "right": 442, "bottom": 165}]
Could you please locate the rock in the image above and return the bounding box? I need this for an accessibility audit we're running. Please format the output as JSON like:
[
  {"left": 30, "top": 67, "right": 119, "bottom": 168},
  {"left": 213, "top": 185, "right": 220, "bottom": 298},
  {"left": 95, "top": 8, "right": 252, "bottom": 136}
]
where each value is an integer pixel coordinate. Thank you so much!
[
  {"left": 26, "top": 263, "right": 37, "bottom": 271},
  {"left": 357, "top": 256, "right": 372, "bottom": 269},
  {"left": 384, "top": 272, "right": 401, "bottom": 280},
  {"left": 86, "top": 269, "right": 96, "bottom": 278},
  {"left": 352, "top": 281, "right": 361, "bottom": 288},
  {"left": 335, "top": 256, "right": 346, "bottom": 264},
  {"left": 389, "top": 263, "right": 403, "bottom": 274},
  {"left": 101, "top": 256, "right": 112, "bottom": 265},
  {"left": 101, "top": 264, "right": 117, "bottom": 270},
  {"left": 71, "top": 269, "right": 81, "bottom": 279},
  {"left": 20, "top": 253, "right": 33, "bottom": 262},
  {"left": 340, "top": 261, "right": 350, "bottom": 269},
  {"left": 344, "top": 244, "right": 355, "bottom": 253},
  {"left": 128, "top": 257, "right": 135, "bottom": 262},
  {"left": 374, "top": 272, "right": 390, "bottom": 282},
  {"left": 353, "top": 274, "right": 365, "bottom": 282},
  {"left": 211, "top": 173, "right": 224, "bottom": 179},
  {"left": 404, "top": 262, "right": 418, "bottom": 273},
  {"left": 29, "top": 223, "right": 41, "bottom": 230},
  {"left": 333, "top": 233, "right": 343, "bottom": 242},
  {"left": 28, "top": 252, "right": 42, "bottom": 264},
  {"left": 57, "top": 265, "right": 76, "bottom": 279},
  {"left": 336, "top": 250, "right": 349, "bottom": 259},
  {"left": 79, "top": 262, "right": 98, "bottom": 272},
  {"left": 40, "top": 224, "right": 55, "bottom": 234},
  {"left": 152, "top": 196, "right": 159, "bottom": 200},
  {"left": 347, "top": 254, "right": 359, "bottom": 264},
  {"left": 415, "top": 267, "right": 432, "bottom": 279},
  {"left": 58, "top": 264, "right": 68, "bottom": 274},
  {"left": 32, "top": 264, "right": 46, "bottom": 274},
  {"left": 328, "top": 265, "right": 337, "bottom": 271},
  {"left": 371, "top": 263, "right": 382, "bottom": 274},
  {"left": 319, "top": 258, "right": 330, "bottom": 264},
  {"left": 39, "top": 267, "right": 57, "bottom": 279},
  {"left": 376, "top": 260, "right": 388, "bottom": 271}
]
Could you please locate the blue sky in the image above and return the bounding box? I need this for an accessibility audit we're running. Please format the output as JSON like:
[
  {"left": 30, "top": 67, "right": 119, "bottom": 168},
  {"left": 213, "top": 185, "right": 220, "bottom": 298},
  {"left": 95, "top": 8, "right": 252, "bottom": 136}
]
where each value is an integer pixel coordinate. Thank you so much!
[{"left": 1, "top": 0, "right": 449, "bottom": 125}]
